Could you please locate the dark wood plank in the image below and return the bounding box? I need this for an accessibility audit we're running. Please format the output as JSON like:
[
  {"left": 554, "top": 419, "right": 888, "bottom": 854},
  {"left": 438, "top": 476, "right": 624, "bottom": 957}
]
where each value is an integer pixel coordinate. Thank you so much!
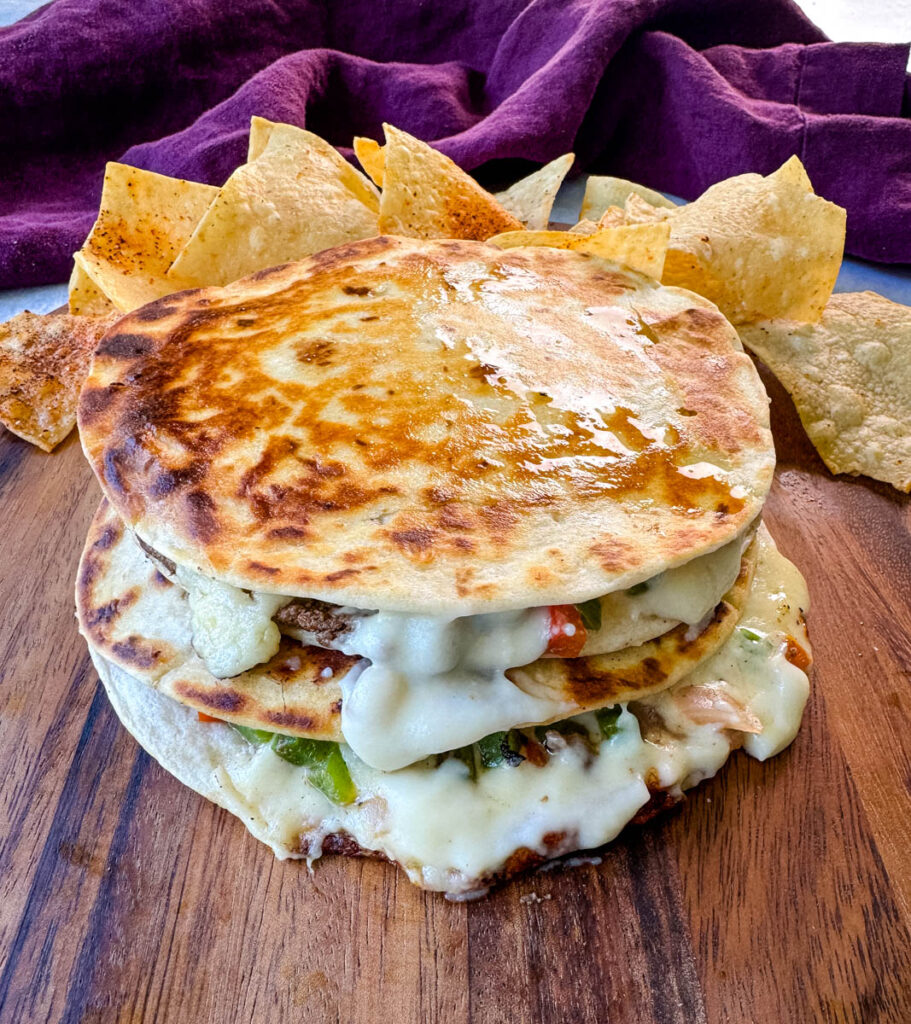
[{"left": 0, "top": 351, "right": 909, "bottom": 1024}]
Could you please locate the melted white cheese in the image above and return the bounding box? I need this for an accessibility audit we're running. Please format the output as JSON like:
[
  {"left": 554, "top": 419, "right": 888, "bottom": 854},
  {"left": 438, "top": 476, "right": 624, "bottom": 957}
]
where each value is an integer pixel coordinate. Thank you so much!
[
  {"left": 582, "top": 528, "right": 748, "bottom": 653},
  {"left": 676, "top": 531, "right": 810, "bottom": 760},
  {"left": 169, "top": 526, "right": 752, "bottom": 768},
  {"left": 102, "top": 527, "right": 810, "bottom": 894},
  {"left": 182, "top": 529, "right": 809, "bottom": 893},
  {"left": 171, "top": 520, "right": 751, "bottom": 682},
  {"left": 336, "top": 608, "right": 570, "bottom": 770},
  {"left": 175, "top": 566, "right": 288, "bottom": 678}
]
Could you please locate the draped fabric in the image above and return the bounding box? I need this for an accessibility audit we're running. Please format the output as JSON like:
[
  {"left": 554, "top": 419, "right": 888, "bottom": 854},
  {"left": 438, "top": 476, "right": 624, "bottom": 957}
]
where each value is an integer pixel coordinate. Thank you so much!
[{"left": 1, "top": 0, "right": 908, "bottom": 287}]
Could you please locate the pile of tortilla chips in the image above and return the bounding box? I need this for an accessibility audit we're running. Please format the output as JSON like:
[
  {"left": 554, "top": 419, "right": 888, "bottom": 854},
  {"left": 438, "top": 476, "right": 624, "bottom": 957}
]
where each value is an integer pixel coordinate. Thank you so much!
[{"left": 0, "top": 116, "right": 908, "bottom": 492}]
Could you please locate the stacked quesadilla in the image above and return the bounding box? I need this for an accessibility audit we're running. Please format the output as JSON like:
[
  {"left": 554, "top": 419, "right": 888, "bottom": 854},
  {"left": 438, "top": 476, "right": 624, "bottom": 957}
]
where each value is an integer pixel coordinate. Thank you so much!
[{"left": 76, "top": 236, "right": 811, "bottom": 895}]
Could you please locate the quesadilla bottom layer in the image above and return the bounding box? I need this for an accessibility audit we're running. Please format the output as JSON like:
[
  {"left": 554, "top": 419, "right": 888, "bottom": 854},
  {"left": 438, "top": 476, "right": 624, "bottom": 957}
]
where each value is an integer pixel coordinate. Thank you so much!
[{"left": 88, "top": 527, "right": 810, "bottom": 895}]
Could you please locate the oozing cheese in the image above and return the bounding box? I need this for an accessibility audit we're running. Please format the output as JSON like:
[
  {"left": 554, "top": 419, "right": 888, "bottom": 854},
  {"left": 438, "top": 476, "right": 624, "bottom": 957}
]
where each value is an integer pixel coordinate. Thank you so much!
[
  {"left": 170, "top": 527, "right": 753, "bottom": 767},
  {"left": 175, "top": 566, "right": 288, "bottom": 678},
  {"left": 165, "top": 529, "right": 809, "bottom": 893},
  {"left": 674, "top": 534, "right": 810, "bottom": 761},
  {"left": 336, "top": 608, "right": 568, "bottom": 770},
  {"left": 582, "top": 527, "right": 748, "bottom": 653}
]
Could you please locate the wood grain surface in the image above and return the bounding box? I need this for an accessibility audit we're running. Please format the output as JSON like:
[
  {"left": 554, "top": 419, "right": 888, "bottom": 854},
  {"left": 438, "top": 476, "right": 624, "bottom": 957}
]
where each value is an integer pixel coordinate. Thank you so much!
[{"left": 0, "top": 360, "right": 909, "bottom": 1024}]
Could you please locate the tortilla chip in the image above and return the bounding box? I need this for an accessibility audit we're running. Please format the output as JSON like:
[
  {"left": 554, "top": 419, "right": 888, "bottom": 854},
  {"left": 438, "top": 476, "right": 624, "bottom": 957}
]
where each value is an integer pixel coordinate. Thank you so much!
[
  {"left": 621, "top": 193, "right": 674, "bottom": 225},
  {"left": 68, "top": 255, "right": 116, "bottom": 316},
  {"left": 570, "top": 219, "right": 599, "bottom": 235},
  {"left": 661, "top": 157, "right": 845, "bottom": 325},
  {"left": 770, "top": 154, "right": 814, "bottom": 193},
  {"left": 571, "top": 221, "right": 670, "bottom": 279},
  {"left": 248, "top": 118, "right": 379, "bottom": 213},
  {"left": 597, "top": 207, "right": 627, "bottom": 229},
  {"left": 581, "top": 176, "right": 677, "bottom": 222},
  {"left": 488, "top": 221, "right": 669, "bottom": 279},
  {"left": 377, "top": 124, "right": 522, "bottom": 240},
  {"left": 487, "top": 230, "right": 574, "bottom": 250},
  {"left": 354, "top": 136, "right": 385, "bottom": 187},
  {"left": 739, "top": 291, "right": 911, "bottom": 492},
  {"left": 246, "top": 115, "right": 278, "bottom": 162},
  {"left": 495, "top": 154, "right": 574, "bottom": 230},
  {"left": 168, "top": 123, "right": 379, "bottom": 288},
  {"left": 0, "top": 311, "right": 118, "bottom": 451},
  {"left": 74, "top": 163, "right": 218, "bottom": 312}
]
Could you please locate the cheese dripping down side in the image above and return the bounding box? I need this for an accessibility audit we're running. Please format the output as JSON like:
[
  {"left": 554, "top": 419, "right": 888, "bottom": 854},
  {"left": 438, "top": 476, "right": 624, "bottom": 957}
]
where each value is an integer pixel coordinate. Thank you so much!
[
  {"left": 105, "top": 525, "right": 808, "bottom": 894},
  {"left": 335, "top": 608, "right": 565, "bottom": 770}
]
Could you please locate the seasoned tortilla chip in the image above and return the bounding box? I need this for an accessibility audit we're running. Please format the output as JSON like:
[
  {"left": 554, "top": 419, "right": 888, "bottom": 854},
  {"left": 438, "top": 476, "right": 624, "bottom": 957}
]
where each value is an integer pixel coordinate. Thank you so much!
[
  {"left": 739, "top": 291, "right": 911, "bottom": 492},
  {"left": 661, "top": 157, "right": 845, "bottom": 324},
  {"left": 354, "top": 136, "right": 385, "bottom": 187},
  {"left": 0, "top": 311, "right": 118, "bottom": 452},
  {"left": 75, "top": 163, "right": 218, "bottom": 312},
  {"left": 488, "top": 220, "right": 669, "bottom": 279},
  {"left": 168, "top": 122, "right": 379, "bottom": 288},
  {"left": 495, "top": 153, "right": 574, "bottom": 230},
  {"left": 581, "top": 176, "right": 676, "bottom": 222},
  {"left": 68, "top": 255, "right": 115, "bottom": 316},
  {"left": 378, "top": 124, "right": 522, "bottom": 240}
]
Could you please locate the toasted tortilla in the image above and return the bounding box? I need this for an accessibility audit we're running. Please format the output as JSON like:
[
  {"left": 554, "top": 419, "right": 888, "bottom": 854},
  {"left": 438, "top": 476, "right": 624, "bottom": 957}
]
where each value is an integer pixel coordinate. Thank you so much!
[
  {"left": 508, "top": 534, "right": 756, "bottom": 708},
  {"left": 76, "top": 501, "right": 358, "bottom": 739},
  {"left": 353, "top": 136, "right": 385, "bottom": 187},
  {"left": 246, "top": 118, "right": 380, "bottom": 214},
  {"left": 660, "top": 158, "right": 846, "bottom": 325},
  {"left": 739, "top": 291, "right": 911, "bottom": 492},
  {"left": 495, "top": 154, "right": 574, "bottom": 231},
  {"left": 580, "top": 176, "right": 677, "bottom": 222},
  {"left": 73, "top": 163, "right": 218, "bottom": 312},
  {"left": 79, "top": 235, "right": 773, "bottom": 614},
  {"left": 487, "top": 221, "right": 670, "bottom": 279},
  {"left": 167, "top": 123, "right": 378, "bottom": 289},
  {"left": 0, "top": 310, "right": 118, "bottom": 451},
  {"left": 68, "top": 257, "right": 116, "bottom": 316}
]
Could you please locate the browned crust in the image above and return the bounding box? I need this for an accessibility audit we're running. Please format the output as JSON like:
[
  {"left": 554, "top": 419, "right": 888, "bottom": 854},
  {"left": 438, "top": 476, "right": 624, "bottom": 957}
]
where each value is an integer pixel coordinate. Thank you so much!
[
  {"left": 76, "top": 500, "right": 180, "bottom": 675},
  {"left": 78, "top": 236, "right": 772, "bottom": 611},
  {"left": 77, "top": 497, "right": 759, "bottom": 742},
  {"left": 166, "top": 636, "right": 357, "bottom": 739},
  {"left": 76, "top": 501, "right": 359, "bottom": 741}
]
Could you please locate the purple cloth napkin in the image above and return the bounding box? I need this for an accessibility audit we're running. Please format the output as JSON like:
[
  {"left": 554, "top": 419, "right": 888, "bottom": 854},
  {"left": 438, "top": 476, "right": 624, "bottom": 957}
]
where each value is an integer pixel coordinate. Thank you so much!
[{"left": 1, "top": 0, "right": 909, "bottom": 288}]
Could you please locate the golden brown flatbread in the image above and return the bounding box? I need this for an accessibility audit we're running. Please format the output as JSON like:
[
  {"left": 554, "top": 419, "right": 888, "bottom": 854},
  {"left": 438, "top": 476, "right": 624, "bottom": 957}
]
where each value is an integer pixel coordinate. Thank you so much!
[
  {"left": 76, "top": 502, "right": 358, "bottom": 740},
  {"left": 79, "top": 235, "right": 774, "bottom": 613},
  {"left": 78, "top": 500, "right": 756, "bottom": 737}
]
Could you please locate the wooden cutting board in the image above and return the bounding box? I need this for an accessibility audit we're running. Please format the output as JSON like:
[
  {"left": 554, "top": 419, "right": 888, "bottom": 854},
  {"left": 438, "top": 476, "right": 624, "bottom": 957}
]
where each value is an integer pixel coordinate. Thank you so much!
[{"left": 0, "top": 363, "right": 909, "bottom": 1024}]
